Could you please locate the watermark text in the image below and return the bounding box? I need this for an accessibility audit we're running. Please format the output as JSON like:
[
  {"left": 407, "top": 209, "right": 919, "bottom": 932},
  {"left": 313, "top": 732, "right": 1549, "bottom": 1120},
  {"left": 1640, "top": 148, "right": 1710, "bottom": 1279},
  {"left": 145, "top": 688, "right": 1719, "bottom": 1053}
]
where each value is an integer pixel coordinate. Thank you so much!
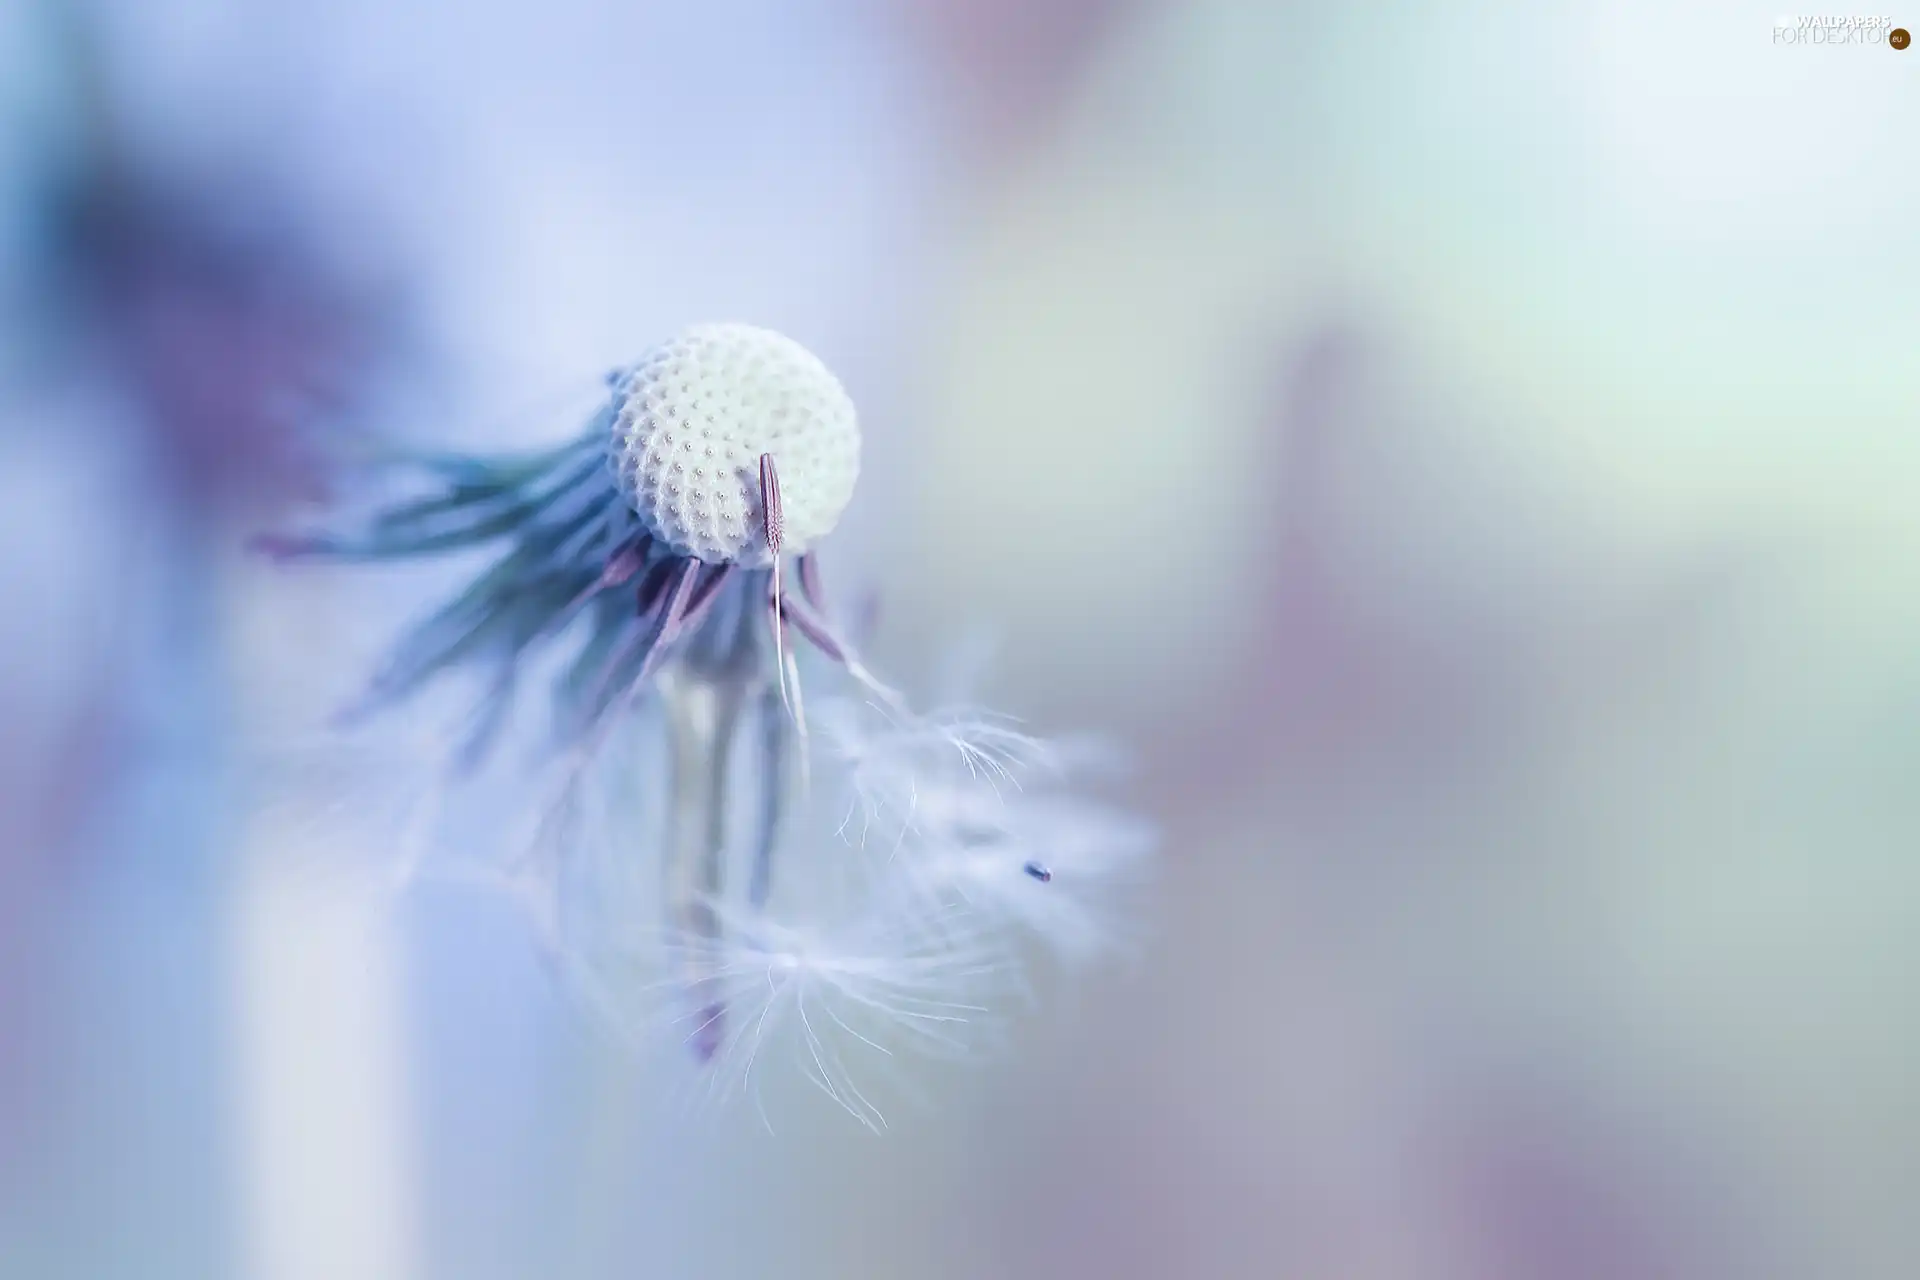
[{"left": 1772, "top": 14, "right": 1906, "bottom": 44}]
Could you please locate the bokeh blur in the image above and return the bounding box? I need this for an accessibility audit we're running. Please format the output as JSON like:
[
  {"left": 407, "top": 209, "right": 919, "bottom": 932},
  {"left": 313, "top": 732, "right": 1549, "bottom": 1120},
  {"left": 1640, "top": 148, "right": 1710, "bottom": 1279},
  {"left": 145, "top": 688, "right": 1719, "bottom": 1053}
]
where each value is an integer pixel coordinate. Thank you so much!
[{"left": 1, "top": 1, "right": 1916, "bottom": 1277}]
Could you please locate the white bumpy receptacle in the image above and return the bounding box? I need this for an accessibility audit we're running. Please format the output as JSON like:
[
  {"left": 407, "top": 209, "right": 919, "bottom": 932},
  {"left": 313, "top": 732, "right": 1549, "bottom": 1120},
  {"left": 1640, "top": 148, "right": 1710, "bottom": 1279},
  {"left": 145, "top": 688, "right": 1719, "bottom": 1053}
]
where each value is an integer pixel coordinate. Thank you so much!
[{"left": 606, "top": 323, "right": 861, "bottom": 566}]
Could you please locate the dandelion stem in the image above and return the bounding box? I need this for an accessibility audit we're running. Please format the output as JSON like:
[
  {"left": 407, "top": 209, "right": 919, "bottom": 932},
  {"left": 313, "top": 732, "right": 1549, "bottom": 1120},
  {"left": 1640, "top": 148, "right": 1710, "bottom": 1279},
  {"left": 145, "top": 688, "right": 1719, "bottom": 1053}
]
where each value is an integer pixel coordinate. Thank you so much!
[
  {"left": 747, "top": 681, "right": 787, "bottom": 910},
  {"left": 659, "top": 667, "right": 745, "bottom": 1063}
]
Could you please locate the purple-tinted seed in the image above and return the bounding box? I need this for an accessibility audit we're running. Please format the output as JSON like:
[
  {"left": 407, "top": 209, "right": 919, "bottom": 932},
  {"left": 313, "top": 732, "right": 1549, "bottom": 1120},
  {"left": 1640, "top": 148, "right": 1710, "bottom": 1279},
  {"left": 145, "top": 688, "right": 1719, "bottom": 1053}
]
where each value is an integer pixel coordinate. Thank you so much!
[
  {"left": 248, "top": 532, "right": 330, "bottom": 561},
  {"left": 798, "top": 553, "right": 826, "bottom": 609},
  {"left": 599, "top": 534, "right": 652, "bottom": 588},
  {"left": 685, "top": 563, "right": 735, "bottom": 616},
  {"left": 759, "top": 454, "right": 784, "bottom": 556},
  {"left": 635, "top": 561, "right": 676, "bottom": 616},
  {"left": 779, "top": 592, "right": 846, "bottom": 663}
]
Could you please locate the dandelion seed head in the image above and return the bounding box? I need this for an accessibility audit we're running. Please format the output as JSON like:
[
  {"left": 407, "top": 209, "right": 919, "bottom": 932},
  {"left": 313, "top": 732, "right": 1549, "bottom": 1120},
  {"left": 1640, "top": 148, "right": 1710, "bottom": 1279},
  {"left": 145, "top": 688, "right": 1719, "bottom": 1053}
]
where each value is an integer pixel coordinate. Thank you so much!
[
  {"left": 607, "top": 324, "right": 859, "bottom": 566},
  {"left": 255, "top": 319, "right": 1156, "bottom": 1127}
]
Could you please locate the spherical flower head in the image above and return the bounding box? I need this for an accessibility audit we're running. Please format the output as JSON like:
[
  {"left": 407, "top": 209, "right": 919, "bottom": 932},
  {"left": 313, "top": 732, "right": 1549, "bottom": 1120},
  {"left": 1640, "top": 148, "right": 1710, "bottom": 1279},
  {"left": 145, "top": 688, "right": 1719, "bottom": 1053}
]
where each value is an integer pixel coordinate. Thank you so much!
[
  {"left": 607, "top": 324, "right": 860, "bottom": 566},
  {"left": 254, "top": 320, "right": 1157, "bottom": 1127}
]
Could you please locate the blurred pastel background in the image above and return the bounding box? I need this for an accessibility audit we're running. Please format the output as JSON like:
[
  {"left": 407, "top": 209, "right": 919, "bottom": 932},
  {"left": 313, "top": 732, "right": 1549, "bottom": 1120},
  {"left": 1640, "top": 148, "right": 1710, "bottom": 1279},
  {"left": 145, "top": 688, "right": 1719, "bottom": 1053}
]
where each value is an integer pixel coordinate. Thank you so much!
[{"left": 1, "top": 1, "right": 1916, "bottom": 1278}]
